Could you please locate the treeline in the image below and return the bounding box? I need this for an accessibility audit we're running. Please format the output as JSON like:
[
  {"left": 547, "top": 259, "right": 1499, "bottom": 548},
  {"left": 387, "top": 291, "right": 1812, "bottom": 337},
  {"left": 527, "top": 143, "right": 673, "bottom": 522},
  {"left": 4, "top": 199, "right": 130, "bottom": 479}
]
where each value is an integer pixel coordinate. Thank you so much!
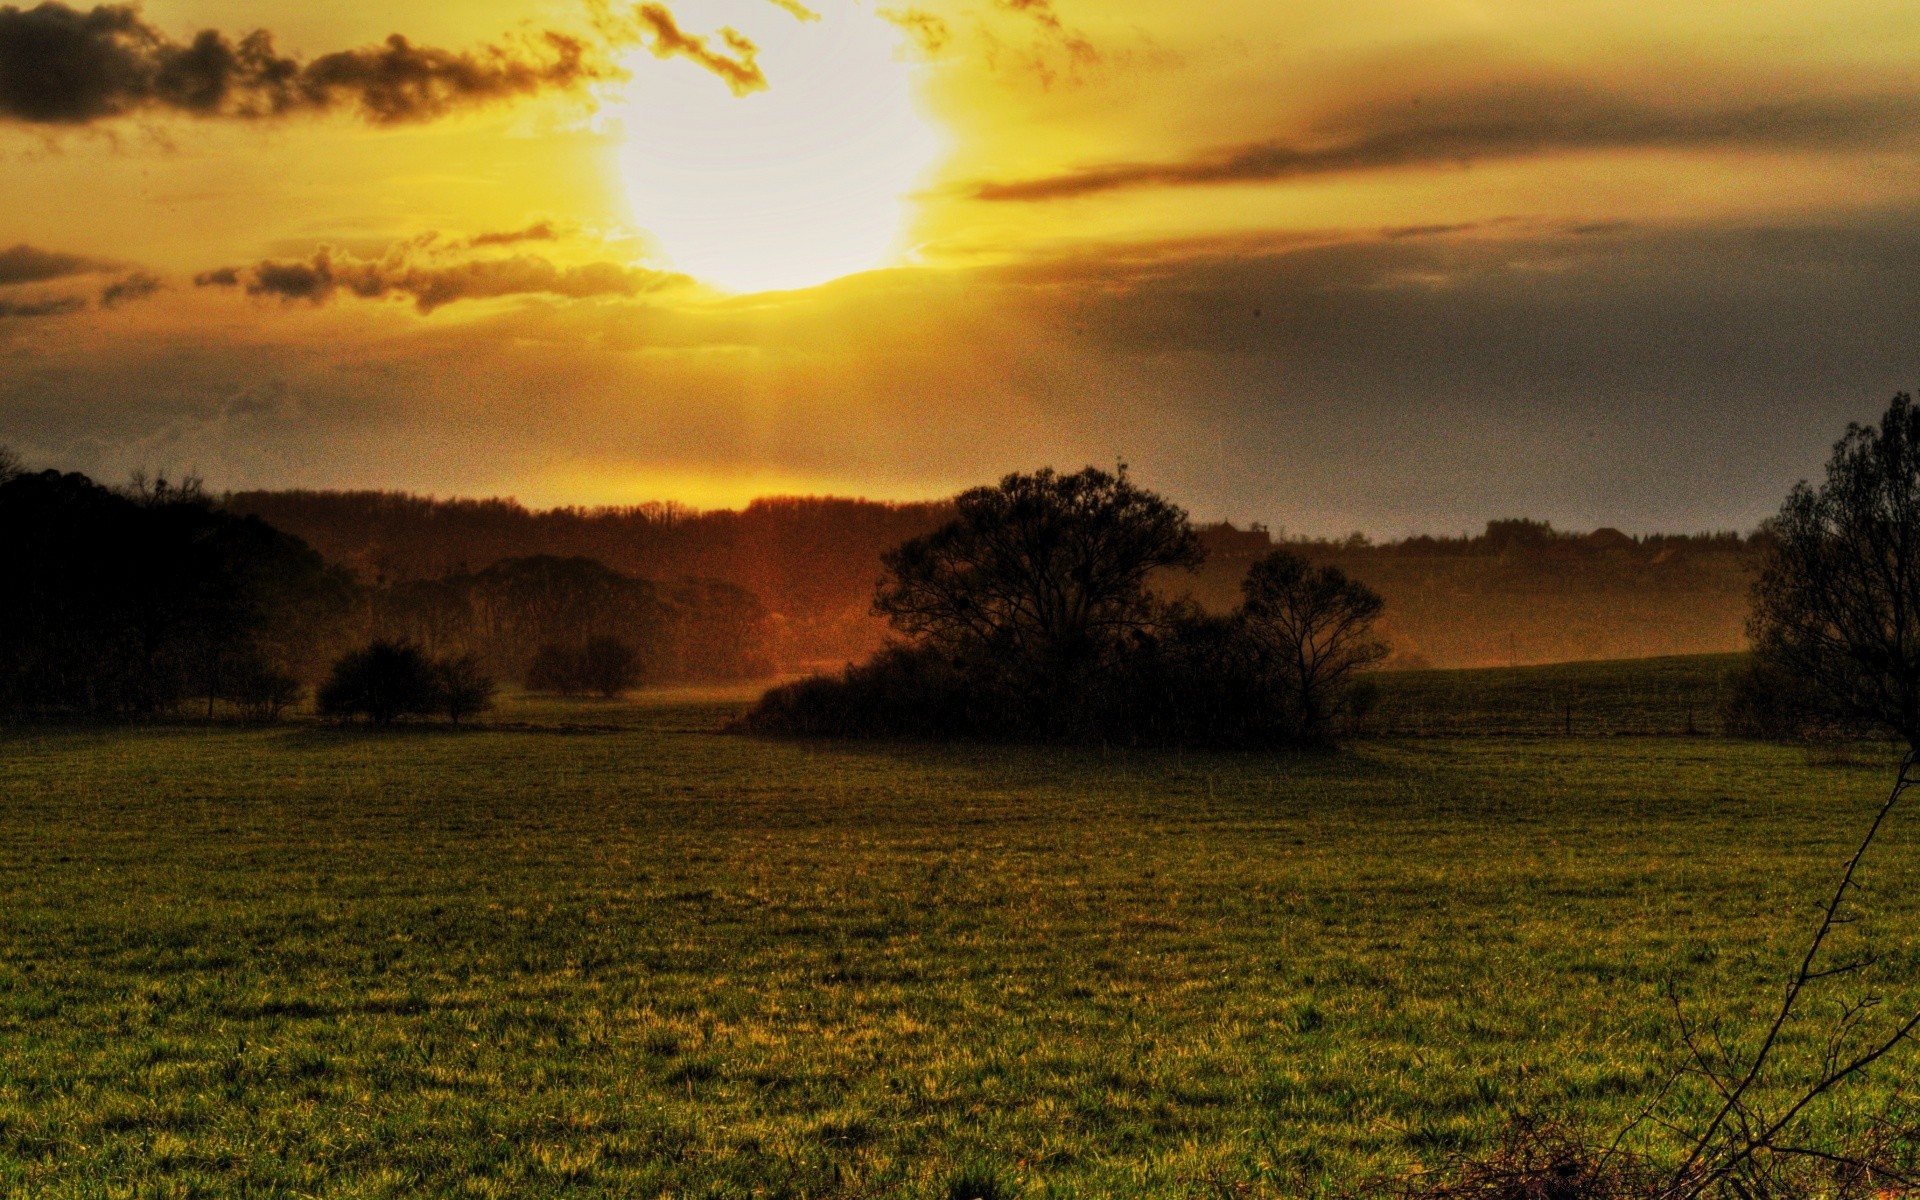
[
  {"left": 369, "top": 556, "right": 771, "bottom": 687},
  {"left": 224, "top": 490, "right": 951, "bottom": 670},
  {"left": 1185, "top": 519, "right": 1761, "bottom": 669},
  {"left": 224, "top": 490, "right": 1765, "bottom": 673},
  {"left": 0, "top": 459, "right": 775, "bottom": 721}
]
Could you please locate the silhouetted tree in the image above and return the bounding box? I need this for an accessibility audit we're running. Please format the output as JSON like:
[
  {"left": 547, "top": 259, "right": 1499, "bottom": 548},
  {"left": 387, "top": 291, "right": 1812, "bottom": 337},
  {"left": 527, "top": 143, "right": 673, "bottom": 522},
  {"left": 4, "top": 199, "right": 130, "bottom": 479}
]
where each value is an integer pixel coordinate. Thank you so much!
[
  {"left": 1239, "top": 550, "right": 1388, "bottom": 742},
  {"left": 526, "top": 642, "right": 586, "bottom": 695},
  {"left": 318, "top": 641, "right": 440, "bottom": 725},
  {"left": 580, "top": 637, "right": 640, "bottom": 697},
  {"left": 875, "top": 466, "right": 1203, "bottom": 699},
  {"left": 222, "top": 655, "right": 303, "bottom": 723},
  {"left": 0, "top": 466, "right": 343, "bottom": 718},
  {"left": 1747, "top": 394, "right": 1920, "bottom": 745},
  {"left": 435, "top": 653, "right": 496, "bottom": 725}
]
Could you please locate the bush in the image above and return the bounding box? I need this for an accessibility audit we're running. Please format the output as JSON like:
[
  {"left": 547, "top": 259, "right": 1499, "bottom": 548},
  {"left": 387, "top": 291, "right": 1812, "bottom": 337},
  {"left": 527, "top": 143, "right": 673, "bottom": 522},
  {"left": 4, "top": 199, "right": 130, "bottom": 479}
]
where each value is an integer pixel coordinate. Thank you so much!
[
  {"left": 318, "top": 641, "right": 441, "bottom": 725},
  {"left": 224, "top": 660, "right": 303, "bottom": 724},
  {"left": 436, "top": 653, "right": 496, "bottom": 725},
  {"left": 525, "top": 637, "right": 642, "bottom": 698}
]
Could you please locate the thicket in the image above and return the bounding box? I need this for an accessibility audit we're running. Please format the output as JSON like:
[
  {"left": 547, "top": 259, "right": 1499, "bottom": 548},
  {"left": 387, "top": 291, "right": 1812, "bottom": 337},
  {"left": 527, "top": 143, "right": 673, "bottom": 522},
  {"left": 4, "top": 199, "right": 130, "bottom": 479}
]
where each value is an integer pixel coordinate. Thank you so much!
[
  {"left": 317, "top": 641, "right": 496, "bottom": 726},
  {"left": 0, "top": 461, "right": 348, "bottom": 719},
  {"left": 736, "top": 467, "right": 1388, "bottom": 749}
]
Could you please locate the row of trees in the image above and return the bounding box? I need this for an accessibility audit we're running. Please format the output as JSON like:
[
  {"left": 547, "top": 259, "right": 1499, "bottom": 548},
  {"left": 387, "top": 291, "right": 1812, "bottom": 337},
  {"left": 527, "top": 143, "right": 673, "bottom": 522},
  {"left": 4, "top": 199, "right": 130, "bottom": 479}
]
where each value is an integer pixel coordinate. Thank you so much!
[
  {"left": 738, "top": 467, "right": 1389, "bottom": 748},
  {"left": 0, "top": 455, "right": 776, "bottom": 722},
  {"left": 368, "top": 556, "right": 773, "bottom": 688}
]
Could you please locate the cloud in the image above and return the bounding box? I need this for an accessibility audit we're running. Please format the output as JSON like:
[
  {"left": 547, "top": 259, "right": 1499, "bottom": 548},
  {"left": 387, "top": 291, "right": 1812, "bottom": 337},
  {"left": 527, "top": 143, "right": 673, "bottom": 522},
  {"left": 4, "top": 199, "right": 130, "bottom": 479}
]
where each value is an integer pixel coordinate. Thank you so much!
[
  {"left": 463, "top": 222, "right": 561, "bottom": 249},
  {"left": 0, "top": 242, "right": 106, "bottom": 284},
  {"left": 994, "top": 0, "right": 1095, "bottom": 69},
  {"left": 975, "top": 85, "right": 1920, "bottom": 200},
  {"left": 763, "top": 0, "right": 821, "bottom": 23},
  {"left": 0, "top": 294, "right": 85, "bottom": 318},
  {"left": 878, "top": 8, "right": 950, "bottom": 57},
  {"left": 99, "top": 270, "right": 159, "bottom": 307},
  {"left": 0, "top": 1, "right": 770, "bottom": 127},
  {"left": 613, "top": 3, "right": 766, "bottom": 96},
  {"left": 195, "top": 238, "right": 687, "bottom": 313}
]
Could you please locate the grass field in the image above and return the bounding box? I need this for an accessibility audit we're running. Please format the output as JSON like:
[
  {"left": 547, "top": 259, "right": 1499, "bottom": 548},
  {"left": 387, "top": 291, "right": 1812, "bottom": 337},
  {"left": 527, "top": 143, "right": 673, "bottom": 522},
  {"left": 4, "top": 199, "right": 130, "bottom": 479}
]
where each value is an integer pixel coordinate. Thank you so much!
[
  {"left": 3, "top": 671, "right": 1919, "bottom": 1198},
  {"left": 1367, "top": 654, "right": 1748, "bottom": 738}
]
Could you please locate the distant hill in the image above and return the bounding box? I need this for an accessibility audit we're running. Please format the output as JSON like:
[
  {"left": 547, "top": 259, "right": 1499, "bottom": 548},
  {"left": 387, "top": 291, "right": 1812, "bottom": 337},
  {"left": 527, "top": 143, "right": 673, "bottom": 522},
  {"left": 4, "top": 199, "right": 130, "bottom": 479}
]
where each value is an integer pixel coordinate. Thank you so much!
[{"left": 224, "top": 491, "right": 1759, "bottom": 673}]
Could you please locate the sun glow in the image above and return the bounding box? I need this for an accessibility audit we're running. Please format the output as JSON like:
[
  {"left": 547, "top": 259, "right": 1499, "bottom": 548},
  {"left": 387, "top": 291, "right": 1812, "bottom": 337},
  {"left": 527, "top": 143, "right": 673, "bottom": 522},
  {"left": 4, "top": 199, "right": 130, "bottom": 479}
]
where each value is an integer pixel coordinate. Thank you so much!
[{"left": 618, "top": 0, "right": 945, "bottom": 294}]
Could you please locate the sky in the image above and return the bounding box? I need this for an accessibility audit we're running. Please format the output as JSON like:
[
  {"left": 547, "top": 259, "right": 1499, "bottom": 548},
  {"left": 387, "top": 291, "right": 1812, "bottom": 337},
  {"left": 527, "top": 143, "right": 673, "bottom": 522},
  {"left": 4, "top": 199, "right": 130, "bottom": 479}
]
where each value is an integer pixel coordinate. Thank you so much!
[{"left": 2, "top": 0, "right": 1919, "bottom": 535}]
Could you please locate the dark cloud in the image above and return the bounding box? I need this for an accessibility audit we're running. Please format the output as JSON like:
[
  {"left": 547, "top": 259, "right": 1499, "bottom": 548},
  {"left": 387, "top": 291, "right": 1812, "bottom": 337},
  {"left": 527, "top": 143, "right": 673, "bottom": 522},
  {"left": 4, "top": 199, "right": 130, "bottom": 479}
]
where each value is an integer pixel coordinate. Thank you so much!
[
  {"left": 99, "top": 270, "right": 159, "bottom": 307},
  {"left": 976, "top": 85, "right": 1920, "bottom": 200},
  {"left": 0, "top": 294, "right": 85, "bottom": 317},
  {"left": 0, "top": 1, "right": 769, "bottom": 127},
  {"left": 0, "top": 242, "right": 105, "bottom": 284},
  {"left": 196, "top": 240, "right": 686, "bottom": 313}
]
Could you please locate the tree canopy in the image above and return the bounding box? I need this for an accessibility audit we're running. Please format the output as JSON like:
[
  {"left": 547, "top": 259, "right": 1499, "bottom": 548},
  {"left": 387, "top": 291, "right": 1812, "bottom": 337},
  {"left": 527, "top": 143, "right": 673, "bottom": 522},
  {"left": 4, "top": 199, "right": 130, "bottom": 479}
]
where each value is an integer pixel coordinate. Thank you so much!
[{"left": 1748, "top": 394, "right": 1920, "bottom": 746}]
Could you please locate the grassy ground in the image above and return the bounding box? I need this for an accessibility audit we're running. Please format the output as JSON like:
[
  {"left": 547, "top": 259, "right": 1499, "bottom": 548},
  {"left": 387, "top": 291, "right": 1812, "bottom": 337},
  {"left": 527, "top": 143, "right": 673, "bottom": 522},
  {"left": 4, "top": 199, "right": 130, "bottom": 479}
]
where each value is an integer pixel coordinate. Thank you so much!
[
  {"left": 2, "top": 684, "right": 1918, "bottom": 1197},
  {"left": 1368, "top": 654, "right": 1748, "bottom": 737}
]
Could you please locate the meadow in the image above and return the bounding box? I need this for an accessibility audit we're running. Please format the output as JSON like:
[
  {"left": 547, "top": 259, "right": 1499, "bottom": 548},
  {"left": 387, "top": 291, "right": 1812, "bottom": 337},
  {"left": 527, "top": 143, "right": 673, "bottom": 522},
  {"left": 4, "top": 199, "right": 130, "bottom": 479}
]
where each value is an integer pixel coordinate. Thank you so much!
[{"left": 2, "top": 666, "right": 1918, "bottom": 1198}]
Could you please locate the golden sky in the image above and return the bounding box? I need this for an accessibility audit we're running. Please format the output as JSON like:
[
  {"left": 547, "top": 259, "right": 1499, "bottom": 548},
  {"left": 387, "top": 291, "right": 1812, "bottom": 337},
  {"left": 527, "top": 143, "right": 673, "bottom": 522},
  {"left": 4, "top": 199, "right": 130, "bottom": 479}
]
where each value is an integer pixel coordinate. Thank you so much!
[{"left": 4, "top": 0, "right": 1920, "bottom": 532}]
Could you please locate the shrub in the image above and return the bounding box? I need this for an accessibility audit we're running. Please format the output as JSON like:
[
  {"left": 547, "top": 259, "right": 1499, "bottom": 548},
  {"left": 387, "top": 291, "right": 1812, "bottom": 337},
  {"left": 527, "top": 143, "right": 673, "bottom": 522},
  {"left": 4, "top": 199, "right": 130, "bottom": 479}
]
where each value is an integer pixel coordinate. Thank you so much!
[
  {"left": 525, "top": 642, "right": 585, "bottom": 696},
  {"left": 525, "top": 637, "right": 642, "bottom": 698},
  {"left": 318, "top": 641, "right": 441, "bottom": 725},
  {"left": 579, "top": 637, "right": 641, "bottom": 698},
  {"left": 224, "top": 660, "right": 303, "bottom": 724}
]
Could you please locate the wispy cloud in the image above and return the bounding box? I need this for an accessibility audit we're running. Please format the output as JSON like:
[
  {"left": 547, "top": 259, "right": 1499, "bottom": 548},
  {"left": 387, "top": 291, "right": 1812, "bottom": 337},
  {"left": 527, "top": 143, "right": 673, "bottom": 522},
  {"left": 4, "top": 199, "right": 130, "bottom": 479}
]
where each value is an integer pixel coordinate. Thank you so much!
[
  {"left": 975, "top": 85, "right": 1920, "bottom": 200},
  {"left": 195, "top": 236, "right": 688, "bottom": 313},
  {"left": 592, "top": 2, "right": 767, "bottom": 96}
]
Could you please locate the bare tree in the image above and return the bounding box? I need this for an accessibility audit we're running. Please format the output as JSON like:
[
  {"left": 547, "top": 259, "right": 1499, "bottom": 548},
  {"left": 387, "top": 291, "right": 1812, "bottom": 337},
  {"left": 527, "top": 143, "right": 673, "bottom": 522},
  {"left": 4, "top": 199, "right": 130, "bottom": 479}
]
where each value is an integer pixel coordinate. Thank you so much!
[{"left": 1238, "top": 549, "right": 1388, "bottom": 742}]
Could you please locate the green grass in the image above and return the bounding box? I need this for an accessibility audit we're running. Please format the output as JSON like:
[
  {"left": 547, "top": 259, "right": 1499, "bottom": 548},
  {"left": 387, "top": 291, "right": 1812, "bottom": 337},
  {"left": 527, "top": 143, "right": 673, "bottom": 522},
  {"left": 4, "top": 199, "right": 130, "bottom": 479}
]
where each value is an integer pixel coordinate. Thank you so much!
[
  {"left": 2, "top": 684, "right": 1918, "bottom": 1197},
  {"left": 1369, "top": 654, "right": 1748, "bottom": 737}
]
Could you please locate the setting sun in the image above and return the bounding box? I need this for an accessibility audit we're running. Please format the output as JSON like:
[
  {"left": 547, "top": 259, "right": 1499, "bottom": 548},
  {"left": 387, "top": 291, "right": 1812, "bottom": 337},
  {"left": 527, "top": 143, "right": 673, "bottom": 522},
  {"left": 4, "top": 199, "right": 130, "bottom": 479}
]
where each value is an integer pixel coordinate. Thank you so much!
[{"left": 617, "top": 0, "right": 943, "bottom": 294}]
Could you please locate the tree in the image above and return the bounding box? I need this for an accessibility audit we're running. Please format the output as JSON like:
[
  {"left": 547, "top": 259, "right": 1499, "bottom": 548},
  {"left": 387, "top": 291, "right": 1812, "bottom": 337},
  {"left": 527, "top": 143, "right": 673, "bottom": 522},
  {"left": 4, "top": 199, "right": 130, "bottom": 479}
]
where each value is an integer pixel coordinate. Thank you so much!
[
  {"left": 579, "top": 637, "right": 641, "bottom": 698},
  {"left": 318, "top": 641, "right": 440, "bottom": 725},
  {"left": 436, "top": 653, "right": 496, "bottom": 725},
  {"left": 1748, "top": 393, "right": 1920, "bottom": 745},
  {"left": 874, "top": 466, "right": 1204, "bottom": 683},
  {"left": 525, "top": 642, "right": 586, "bottom": 695},
  {"left": 1238, "top": 549, "right": 1388, "bottom": 742},
  {"left": 0, "top": 466, "right": 341, "bottom": 718}
]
